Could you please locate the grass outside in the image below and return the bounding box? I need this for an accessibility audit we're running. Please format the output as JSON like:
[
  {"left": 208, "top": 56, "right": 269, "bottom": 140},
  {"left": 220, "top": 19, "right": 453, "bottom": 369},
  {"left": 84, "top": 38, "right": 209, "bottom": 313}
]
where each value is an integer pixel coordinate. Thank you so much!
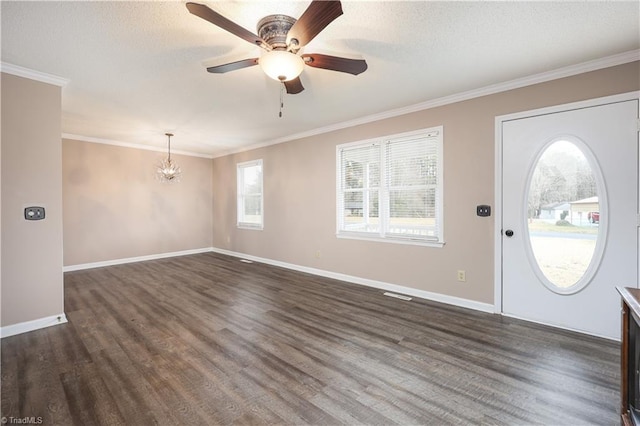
[
  {"left": 527, "top": 219, "right": 599, "bottom": 288},
  {"left": 344, "top": 216, "right": 435, "bottom": 225},
  {"left": 343, "top": 216, "right": 436, "bottom": 235},
  {"left": 529, "top": 237, "right": 596, "bottom": 288},
  {"left": 527, "top": 219, "right": 598, "bottom": 235}
]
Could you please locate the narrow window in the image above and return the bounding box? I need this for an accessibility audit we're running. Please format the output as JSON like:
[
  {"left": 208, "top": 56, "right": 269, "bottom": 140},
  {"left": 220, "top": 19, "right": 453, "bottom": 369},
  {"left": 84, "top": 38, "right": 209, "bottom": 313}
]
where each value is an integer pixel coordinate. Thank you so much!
[
  {"left": 237, "top": 159, "right": 263, "bottom": 230},
  {"left": 337, "top": 126, "right": 444, "bottom": 246}
]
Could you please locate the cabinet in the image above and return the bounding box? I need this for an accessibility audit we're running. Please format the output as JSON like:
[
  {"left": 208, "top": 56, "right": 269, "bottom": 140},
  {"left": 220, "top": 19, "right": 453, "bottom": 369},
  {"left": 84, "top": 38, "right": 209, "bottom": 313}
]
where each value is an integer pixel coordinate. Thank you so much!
[{"left": 618, "top": 287, "right": 640, "bottom": 426}]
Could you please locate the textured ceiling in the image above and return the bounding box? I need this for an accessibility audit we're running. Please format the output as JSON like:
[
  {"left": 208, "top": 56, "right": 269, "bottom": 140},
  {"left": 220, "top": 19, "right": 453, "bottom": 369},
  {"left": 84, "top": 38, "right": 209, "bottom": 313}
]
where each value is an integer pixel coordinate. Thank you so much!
[{"left": 2, "top": 1, "right": 639, "bottom": 157}]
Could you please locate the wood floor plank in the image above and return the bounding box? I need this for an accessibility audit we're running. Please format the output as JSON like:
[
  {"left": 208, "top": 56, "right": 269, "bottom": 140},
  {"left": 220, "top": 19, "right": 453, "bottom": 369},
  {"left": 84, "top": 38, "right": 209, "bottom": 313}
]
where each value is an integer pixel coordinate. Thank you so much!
[
  {"left": 60, "top": 362, "right": 127, "bottom": 426},
  {"left": 1, "top": 252, "right": 621, "bottom": 425},
  {"left": 7, "top": 329, "right": 75, "bottom": 425},
  {"left": 90, "top": 346, "right": 180, "bottom": 425}
]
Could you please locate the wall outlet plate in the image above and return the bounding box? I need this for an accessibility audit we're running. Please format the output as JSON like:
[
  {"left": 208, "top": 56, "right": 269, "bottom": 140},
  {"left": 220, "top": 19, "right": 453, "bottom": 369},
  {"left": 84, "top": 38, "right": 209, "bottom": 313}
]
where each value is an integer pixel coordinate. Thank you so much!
[{"left": 24, "top": 206, "right": 45, "bottom": 220}]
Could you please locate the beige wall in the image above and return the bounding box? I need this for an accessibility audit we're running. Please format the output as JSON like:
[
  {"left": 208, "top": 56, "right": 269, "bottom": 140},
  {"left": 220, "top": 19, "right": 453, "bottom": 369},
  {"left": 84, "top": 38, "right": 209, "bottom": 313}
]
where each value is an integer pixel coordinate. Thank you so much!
[
  {"left": 62, "top": 139, "right": 213, "bottom": 266},
  {"left": 1, "top": 73, "right": 64, "bottom": 326},
  {"left": 212, "top": 61, "right": 640, "bottom": 305}
]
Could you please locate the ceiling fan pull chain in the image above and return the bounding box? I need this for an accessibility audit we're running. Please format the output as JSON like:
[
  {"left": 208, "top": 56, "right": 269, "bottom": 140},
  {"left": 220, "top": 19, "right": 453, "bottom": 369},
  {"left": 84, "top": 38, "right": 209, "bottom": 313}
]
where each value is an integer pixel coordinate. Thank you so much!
[{"left": 279, "top": 82, "right": 284, "bottom": 118}]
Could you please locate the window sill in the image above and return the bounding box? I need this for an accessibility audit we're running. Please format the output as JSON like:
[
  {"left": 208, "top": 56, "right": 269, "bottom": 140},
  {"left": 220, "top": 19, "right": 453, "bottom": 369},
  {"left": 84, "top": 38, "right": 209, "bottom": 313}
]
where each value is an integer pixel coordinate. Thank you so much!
[
  {"left": 336, "top": 233, "right": 445, "bottom": 248},
  {"left": 237, "top": 224, "right": 263, "bottom": 231}
]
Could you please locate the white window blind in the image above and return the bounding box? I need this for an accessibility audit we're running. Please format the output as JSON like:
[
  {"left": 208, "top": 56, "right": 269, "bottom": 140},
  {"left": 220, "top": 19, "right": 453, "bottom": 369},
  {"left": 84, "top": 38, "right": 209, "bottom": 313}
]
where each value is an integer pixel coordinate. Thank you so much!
[
  {"left": 337, "top": 127, "right": 443, "bottom": 245},
  {"left": 237, "top": 159, "right": 263, "bottom": 229},
  {"left": 339, "top": 143, "right": 381, "bottom": 234}
]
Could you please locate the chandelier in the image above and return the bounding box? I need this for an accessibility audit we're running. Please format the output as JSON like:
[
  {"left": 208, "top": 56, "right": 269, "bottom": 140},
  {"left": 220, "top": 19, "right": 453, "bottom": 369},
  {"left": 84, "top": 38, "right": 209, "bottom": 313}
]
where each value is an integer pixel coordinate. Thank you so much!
[{"left": 157, "top": 132, "right": 181, "bottom": 183}]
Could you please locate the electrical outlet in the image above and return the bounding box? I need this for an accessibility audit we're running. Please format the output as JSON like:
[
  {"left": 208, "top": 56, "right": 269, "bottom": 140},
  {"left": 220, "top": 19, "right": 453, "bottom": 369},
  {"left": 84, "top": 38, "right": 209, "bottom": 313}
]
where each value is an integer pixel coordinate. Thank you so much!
[
  {"left": 315, "top": 250, "right": 321, "bottom": 259},
  {"left": 457, "top": 270, "right": 466, "bottom": 282}
]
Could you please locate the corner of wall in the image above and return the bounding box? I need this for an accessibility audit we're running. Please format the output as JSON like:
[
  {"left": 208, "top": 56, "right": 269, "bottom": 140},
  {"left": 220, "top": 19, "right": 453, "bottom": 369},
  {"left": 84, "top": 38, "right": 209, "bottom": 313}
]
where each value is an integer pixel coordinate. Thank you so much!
[{"left": 1, "top": 72, "right": 65, "bottom": 330}]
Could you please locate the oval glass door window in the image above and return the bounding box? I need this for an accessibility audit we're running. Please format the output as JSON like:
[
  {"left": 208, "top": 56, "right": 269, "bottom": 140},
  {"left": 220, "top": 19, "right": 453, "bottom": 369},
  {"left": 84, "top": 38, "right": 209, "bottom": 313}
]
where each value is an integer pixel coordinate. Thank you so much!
[{"left": 525, "top": 139, "right": 605, "bottom": 293}]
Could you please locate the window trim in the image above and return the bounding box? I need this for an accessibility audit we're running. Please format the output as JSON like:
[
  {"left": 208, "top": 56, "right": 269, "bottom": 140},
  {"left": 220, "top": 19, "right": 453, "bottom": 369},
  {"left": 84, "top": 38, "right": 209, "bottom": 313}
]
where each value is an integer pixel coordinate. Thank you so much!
[
  {"left": 237, "top": 159, "right": 264, "bottom": 230},
  {"left": 336, "top": 127, "right": 444, "bottom": 247}
]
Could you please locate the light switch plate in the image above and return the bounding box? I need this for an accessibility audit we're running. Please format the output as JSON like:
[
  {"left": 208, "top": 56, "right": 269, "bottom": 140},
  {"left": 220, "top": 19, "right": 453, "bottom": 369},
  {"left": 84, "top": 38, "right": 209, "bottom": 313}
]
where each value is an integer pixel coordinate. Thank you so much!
[
  {"left": 476, "top": 205, "right": 491, "bottom": 217},
  {"left": 24, "top": 206, "right": 45, "bottom": 221}
]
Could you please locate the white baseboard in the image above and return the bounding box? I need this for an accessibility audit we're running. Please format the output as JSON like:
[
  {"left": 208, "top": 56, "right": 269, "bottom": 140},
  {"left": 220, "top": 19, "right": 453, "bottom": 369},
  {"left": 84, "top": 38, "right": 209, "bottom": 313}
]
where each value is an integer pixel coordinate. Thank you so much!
[
  {"left": 63, "top": 247, "right": 214, "bottom": 272},
  {"left": 210, "top": 247, "right": 495, "bottom": 314},
  {"left": 1, "top": 313, "right": 68, "bottom": 338},
  {"left": 64, "top": 246, "right": 494, "bottom": 315}
]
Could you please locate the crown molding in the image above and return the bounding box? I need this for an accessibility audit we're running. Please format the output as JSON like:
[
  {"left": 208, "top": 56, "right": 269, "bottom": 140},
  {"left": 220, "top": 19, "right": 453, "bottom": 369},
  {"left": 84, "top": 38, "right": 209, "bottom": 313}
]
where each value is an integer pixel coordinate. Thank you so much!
[
  {"left": 0, "top": 62, "right": 69, "bottom": 87},
  {"left": 212, "top": 49, "right": 640, "bottom": 159},
  {"left": 62, "top": 134, "right": 214, "bottom": 159}
]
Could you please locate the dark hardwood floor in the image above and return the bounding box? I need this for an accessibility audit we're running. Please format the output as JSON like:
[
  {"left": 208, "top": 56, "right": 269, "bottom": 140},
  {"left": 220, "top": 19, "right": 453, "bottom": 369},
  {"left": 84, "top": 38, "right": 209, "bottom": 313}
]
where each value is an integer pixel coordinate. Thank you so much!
[{"left": 1, "top": 252, "right": 620, "bottom": 425}]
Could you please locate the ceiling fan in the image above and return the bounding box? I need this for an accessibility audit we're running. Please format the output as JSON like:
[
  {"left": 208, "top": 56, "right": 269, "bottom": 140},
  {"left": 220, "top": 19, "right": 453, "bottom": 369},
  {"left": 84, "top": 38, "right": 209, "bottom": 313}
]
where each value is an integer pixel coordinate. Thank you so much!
[{"left": 185, "top": 1, "right": 368, "bottom": 95}]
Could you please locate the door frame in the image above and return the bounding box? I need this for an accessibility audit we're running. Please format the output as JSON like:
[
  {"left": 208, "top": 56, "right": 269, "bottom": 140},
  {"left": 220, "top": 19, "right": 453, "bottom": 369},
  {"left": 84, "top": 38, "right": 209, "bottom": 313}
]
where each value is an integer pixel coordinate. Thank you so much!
[{"left": 494, "top": 91, "right": 640, "bottom": 322}]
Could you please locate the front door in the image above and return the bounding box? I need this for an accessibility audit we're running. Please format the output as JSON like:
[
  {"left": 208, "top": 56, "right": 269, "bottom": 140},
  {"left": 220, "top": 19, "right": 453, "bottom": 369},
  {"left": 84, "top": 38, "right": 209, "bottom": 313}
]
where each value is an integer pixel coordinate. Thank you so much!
[{"left": 501, "top": 96, "right": 639, "bottom": 339}]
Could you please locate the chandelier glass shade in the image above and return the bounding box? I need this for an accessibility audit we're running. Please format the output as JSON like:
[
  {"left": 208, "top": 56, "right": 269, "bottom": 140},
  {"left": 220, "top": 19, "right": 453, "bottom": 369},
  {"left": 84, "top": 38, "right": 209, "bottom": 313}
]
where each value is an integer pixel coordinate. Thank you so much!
[
  {"left": 157, "top": 133, "right": 181, "bottom": 183},
  {"left": 259, "top": 50, "right": 304, "bottom": 82}
]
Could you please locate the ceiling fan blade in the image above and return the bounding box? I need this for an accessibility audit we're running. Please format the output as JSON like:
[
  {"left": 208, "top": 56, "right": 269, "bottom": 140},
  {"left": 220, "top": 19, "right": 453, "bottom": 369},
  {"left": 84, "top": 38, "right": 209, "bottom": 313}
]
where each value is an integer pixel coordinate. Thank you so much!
[
  {"left": 286, "top": 1, "right": 343, "bottom": 48},
  {"left": 206, "top": 58, "right": 259, "bottom": 74},
  {"left": 284, "top": 77, "right": 304, "bottom": 94},
  {"left": 302, "top": 54, "right": 367, "bottom": 75},
  {"left": 186, "top": 2, "right": 268, "bottom": 49}
]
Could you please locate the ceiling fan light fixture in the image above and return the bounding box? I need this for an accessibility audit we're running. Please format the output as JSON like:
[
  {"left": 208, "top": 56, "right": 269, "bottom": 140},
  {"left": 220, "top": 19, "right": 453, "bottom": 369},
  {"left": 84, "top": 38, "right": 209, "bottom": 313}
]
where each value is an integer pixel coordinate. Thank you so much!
[{"left": 259, "top": 50, "right": 304, "bottom": 82}]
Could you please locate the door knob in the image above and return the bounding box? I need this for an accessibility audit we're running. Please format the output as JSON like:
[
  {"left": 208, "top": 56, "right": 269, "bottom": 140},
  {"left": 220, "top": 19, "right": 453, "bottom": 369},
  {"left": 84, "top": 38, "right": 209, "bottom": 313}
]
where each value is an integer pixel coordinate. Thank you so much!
[{"left": 505, "top": 229, "right": 514, "bottom": 237}]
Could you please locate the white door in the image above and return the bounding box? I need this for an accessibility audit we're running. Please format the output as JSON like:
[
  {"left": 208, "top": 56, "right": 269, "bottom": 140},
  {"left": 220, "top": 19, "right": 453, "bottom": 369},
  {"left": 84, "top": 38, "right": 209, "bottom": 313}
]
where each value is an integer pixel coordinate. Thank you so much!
[{"left": 501, "top": 97, "right": 639, "bottom": 339}]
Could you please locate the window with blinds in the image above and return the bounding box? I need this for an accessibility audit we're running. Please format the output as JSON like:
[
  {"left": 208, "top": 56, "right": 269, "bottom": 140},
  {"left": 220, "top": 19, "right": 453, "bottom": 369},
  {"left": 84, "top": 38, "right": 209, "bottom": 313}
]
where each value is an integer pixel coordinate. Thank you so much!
[
  {"left": 237, "top": 159, "right": 263, "bottom": 230},
  {"left": 336, "top": 126, "right": 443, "bottom": 245}
]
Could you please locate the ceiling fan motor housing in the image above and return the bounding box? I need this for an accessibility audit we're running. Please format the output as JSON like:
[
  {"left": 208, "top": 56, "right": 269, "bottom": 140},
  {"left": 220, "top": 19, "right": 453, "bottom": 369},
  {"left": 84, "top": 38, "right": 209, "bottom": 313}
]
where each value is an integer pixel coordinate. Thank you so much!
[{"left": 257, "top": 15, "right": 297, "bottom": 51}]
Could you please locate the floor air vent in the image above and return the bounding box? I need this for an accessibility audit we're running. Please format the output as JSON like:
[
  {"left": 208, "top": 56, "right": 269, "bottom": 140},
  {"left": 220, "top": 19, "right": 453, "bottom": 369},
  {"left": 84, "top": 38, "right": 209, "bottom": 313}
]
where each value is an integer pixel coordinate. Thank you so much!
[{"left": 383, "top": 292, "right": 412, "bottom": 301}]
